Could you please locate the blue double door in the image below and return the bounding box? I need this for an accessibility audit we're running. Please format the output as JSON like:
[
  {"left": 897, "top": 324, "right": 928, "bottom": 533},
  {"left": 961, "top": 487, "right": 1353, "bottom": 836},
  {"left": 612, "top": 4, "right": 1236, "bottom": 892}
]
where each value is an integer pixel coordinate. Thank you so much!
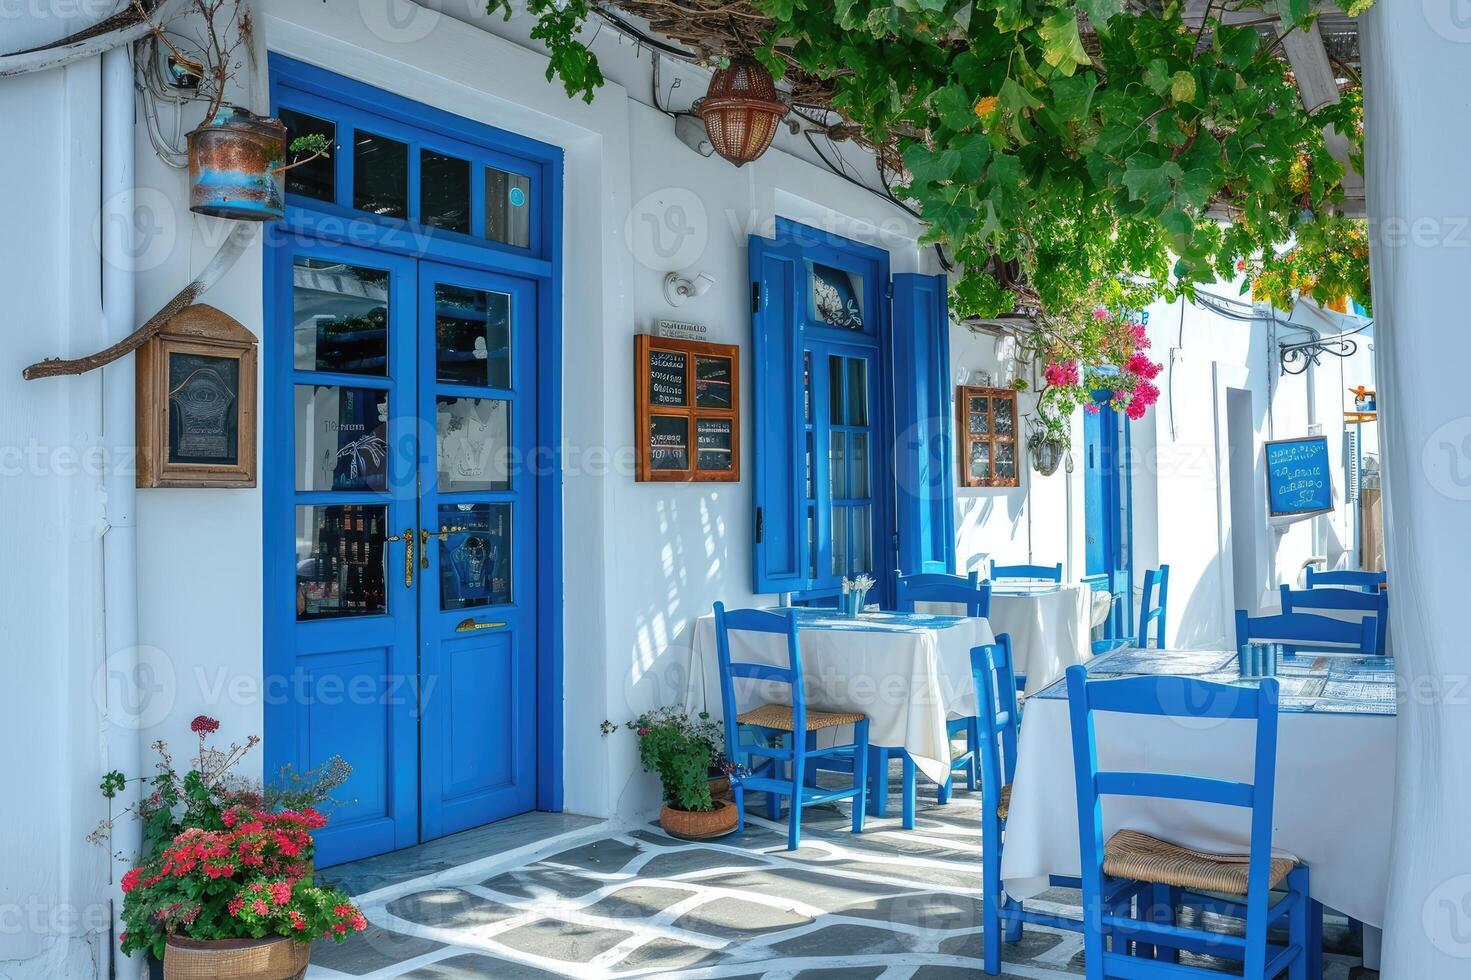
[{"left": 268, "top": 238, "right": 539, "bottom": 865}]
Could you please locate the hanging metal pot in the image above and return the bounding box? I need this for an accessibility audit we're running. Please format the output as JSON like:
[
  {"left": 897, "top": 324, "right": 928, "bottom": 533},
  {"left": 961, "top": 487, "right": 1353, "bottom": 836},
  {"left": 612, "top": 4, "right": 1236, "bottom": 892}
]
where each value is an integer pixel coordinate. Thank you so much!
[
  {"left": 1030, "top": 437, "right": 1067, "bottom": 477},
  {"left": 188, "top": 107, "right": 288, "bottom": 221}
]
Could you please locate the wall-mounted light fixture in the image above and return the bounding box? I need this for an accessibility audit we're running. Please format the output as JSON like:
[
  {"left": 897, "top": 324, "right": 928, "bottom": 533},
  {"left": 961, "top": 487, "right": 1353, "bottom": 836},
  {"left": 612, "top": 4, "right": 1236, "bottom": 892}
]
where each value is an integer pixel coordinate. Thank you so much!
[{"left": 664, "top": 271, "right": 716, "bottom": 307}]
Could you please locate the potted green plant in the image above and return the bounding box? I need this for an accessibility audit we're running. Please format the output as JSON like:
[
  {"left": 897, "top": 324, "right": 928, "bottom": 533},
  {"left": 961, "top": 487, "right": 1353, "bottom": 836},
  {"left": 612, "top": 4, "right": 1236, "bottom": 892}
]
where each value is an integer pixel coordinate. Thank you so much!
[
  {"left": 94, "top": 716, "right": 359, "bottom": 978},
  {"left": 134, "top": 0, "right": 331, "bottom": 221},
  {"left": 1026, "top": 409, "right": 1072, "bottom": 477},
  {"left": 604, "top": 707, "right": 738, "bottom": 838}
]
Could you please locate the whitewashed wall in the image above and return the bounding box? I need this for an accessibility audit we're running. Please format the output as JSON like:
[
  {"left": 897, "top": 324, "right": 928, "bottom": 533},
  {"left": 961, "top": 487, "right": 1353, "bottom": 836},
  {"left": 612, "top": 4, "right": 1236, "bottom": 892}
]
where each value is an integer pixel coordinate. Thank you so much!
[{"left": 0, "top": 58, "right": 112, "bottom": 980}]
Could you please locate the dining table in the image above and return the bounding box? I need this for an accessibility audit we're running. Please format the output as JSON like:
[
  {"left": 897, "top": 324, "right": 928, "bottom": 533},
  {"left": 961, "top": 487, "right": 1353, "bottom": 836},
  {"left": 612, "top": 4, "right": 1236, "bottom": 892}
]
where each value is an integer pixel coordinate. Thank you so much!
[
  {"left": 1000, "top": 646, "right": 1397, "bottom": 932},
  {"left": 984, "top": 581, "right": 1099, "bottom": 694},
  {"left": 685, "top": 607, "right": 995, "bottom": 785}
]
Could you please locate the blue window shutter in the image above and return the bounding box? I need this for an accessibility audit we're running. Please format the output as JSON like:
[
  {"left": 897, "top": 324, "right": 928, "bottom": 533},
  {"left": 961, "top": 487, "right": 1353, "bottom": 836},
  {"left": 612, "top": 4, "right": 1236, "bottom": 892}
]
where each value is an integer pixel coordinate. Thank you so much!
[
  {"left": 749, "top": 234, "right": 806, "bottom": 594},
  {"left": 891, "top": 273, "right": 956, "bottom": 575}
]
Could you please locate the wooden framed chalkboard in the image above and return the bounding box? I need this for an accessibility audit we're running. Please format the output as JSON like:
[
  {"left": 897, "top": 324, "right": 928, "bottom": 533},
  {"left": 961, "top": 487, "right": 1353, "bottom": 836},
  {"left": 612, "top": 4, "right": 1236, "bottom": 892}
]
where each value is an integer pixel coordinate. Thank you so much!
[
  {"left": 635, "top": 334, "right": 740, "bottom": 482},
  {"left": 137, "top": 304, "right": 258, "bottom": 488}
]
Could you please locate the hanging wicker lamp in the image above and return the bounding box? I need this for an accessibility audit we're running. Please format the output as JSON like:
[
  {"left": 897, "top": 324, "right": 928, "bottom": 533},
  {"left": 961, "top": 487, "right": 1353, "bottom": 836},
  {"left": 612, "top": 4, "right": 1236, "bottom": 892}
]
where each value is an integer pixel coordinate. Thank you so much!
[{"left": 694, "top": 57, "right": 788, "bottom": 167}]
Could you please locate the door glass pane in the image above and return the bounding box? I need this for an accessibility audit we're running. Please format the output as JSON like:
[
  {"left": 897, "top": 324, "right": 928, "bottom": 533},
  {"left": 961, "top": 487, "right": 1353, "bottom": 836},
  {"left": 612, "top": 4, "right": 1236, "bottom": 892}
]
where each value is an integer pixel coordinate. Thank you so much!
[
  {"left": 805, "top": 432, "right": 814, "bottom": 500},
  {"left": 438, "top": 503, "right": 511, "bottom": 609},
  {"left": 293, "top": 258, "right": 389, "bottom": 375},
  {"left": 279, "top": 108, "right": 335, "bottom": 202},
  {"left": 420, "top": 150, "right": 471, "bottom": 234},
  {"left": 353, "top": 130, "right": 408, "bottom": 218},
  {"left": 828, "top": 355, "right": 843, "bottom": 425},
  {"left": 811, "top": 263, "right": 864, "bottom": 329},
  {"left": 295, "top": 385, "right": 389, "bottom": 491},
  {"left": 435, "top": 284, "right": 511, "bottom": 388},
  {"left": 996, "top": 442, "right": 1016, "bottom": 480},
  {"left": 296, "top": 504, "right": 387, "bottom": 620},
  {"left": 993, "top": 396, "right": 1015, "bottom": 436},
  {"left": 852, "top": 504, "right": 872, "bottom": 573},
  {"left": 485, "top": 167, "right": 531, "bottom": 248},
  {"left": 806, "top": 505, "right": 817, "bottom": 581},
  {"left": 437, "top": 396, "right": 511, "bottom": 491},
  {"left": 844, "top": 358, "right": 869, "bottom": 426},
  {"left": 831, "top": 506, "right": 848, "bottom": 576},
  {"left": 802, "top": 351, "right": 813, "bottom": 422},
  {"left": 970, "top": 441, "right": 991, "bottom": 480},
  {"left": 830, "top": 431, "right": 848, "bottom": 499},
  {"left": 852, "top": 431, "right": 870, "bottom": 499}
]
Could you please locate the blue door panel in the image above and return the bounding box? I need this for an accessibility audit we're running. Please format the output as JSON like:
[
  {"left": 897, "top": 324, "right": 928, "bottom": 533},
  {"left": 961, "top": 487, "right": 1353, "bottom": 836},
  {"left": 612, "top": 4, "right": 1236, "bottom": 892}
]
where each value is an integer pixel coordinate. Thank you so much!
[
  {"left": 750, "top": 235, "right": 806, "bottom": 593},
  {"left": 266, "top": 58, "right": 561, "bottom": 866},
  {"left": 892, "top": 273, "right": 955, "bottom": 576}
]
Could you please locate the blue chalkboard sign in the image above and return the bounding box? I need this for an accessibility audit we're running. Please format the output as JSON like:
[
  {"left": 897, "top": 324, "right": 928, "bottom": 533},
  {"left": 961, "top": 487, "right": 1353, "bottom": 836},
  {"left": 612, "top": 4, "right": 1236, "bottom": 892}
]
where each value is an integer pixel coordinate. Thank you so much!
[{"left": 1266, "top": 436, "right": 1333, "bottom": 517}]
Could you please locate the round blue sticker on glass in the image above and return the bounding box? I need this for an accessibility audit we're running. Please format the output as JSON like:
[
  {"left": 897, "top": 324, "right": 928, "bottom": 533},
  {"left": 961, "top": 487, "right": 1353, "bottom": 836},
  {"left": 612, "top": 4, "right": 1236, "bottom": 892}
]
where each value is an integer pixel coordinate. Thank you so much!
[{"left": 508, "top": 187, "right": 527, "bottom": 208}]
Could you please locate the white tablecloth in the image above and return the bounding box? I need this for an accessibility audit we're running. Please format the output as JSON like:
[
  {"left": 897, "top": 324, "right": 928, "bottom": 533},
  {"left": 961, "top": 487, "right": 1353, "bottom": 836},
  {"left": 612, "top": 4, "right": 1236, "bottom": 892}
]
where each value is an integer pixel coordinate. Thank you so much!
[
  {"left": 687, "top": 611, "right": 995, "bottom": 784},
  {"left": 1000, "top": 682, "right": 1396, "bottom": 926},
  {"left": 989, "top": 584, "right": 1094, "bottom": 694}
]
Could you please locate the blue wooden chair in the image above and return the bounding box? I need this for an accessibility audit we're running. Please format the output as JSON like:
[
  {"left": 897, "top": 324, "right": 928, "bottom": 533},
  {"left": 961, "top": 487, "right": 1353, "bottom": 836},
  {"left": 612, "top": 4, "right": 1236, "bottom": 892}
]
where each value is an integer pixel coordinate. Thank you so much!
[
  {"left": 1091, "top": 565, "right": 1171, "bottom": 655},
  {"left": 1305, "top": 567, "right": 1386, "bottom": 594},
  {"left": 1065, "top": 665, "right": 1318, "bottom": 979},
  {"left": 1235, "top": 608, "right": 1378, "bottom": 657},
  {"left": 1280, "top": 584, "right": 1388, "bottom": 656},
  {"left": 868, "top": 571, "right": 993, "bottom": 818},
  {"left": 976, "top": 637, "right": 1136, "bottom": 974},
  {"left": 991, "top": 561, "right": 1064, "bottom": 583},
  {"left": 712, "top": 603, "right": 869, "bottom": 850}
]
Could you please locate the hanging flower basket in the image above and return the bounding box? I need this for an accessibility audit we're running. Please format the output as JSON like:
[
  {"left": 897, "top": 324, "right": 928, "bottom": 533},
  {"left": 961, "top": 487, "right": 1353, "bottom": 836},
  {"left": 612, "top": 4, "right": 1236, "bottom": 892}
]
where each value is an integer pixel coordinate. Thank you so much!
[
  {"left": 1030, "top": 438, "right": 1067, "bottom": 477},
  {"left": 694, "top": 57, "right": 788, "bottom": 167},
  {"left": 188, "top": 107, "right": 288, "bottom": 222}
]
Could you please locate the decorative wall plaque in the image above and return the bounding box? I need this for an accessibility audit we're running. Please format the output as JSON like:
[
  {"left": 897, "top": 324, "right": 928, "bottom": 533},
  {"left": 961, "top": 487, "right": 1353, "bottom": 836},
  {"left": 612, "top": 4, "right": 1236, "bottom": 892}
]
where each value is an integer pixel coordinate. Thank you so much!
[
  {"left": 635, "top": 334, "right": 740, "bottom": 482},
  {"left": 137, "top": 304, "right": 258, "bottom": 488}
]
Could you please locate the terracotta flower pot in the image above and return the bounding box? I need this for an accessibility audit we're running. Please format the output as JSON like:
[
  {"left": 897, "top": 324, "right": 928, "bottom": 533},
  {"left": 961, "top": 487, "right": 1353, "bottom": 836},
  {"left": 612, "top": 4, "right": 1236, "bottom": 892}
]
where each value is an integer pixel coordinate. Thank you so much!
[
  {"left": 163, "top": 935, "right": 309, "bottom": 980},
  {"left": 660, "top": 800, "right": 738, "bottom": 840},
  {"left": 708, "top": 774, "right": 733, "bottom": 802}
]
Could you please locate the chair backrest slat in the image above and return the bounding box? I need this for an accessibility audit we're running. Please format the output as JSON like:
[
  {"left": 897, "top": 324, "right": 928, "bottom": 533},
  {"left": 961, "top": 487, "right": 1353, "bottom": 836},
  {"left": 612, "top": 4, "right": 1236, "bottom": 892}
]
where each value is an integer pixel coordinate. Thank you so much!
[
  {"left": 1306, "top": 567, "right": 1387, "bottom": 593},
  {"left": 991, "top": 561, "right": 1064, "bottom": 583},
  {"left": 1078, "top": 673, "right": 1263, "bottom": 719},
  {"left": 1094, "top": 771, "right": 1254, "bottom": 808},
  {"left": 1235, "top": 608, "right": 1378, "bottom": 655},
  {"left": 896, "top": 571, "right": 990, "bottom": 617}
]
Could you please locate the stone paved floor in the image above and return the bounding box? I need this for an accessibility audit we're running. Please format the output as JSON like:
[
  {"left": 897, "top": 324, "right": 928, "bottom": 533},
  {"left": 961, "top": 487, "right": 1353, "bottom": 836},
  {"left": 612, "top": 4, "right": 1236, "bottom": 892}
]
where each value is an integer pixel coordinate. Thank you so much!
[{"left": 310, "top": 776, "right": 1374, "bottom": 979}]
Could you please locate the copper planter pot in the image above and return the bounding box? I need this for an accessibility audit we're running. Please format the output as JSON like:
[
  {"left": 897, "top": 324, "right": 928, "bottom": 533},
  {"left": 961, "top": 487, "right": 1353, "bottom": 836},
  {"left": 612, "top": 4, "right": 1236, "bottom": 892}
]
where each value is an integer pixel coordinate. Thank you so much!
[
  {"left": 163, "top": 935, "right": 309, "bottom": 980},
  {"left": 660, "top": 800, "right": 738, "bottom": 840},
  {"left": 188, "top": 107, "right": 288, "bottom": 221}
]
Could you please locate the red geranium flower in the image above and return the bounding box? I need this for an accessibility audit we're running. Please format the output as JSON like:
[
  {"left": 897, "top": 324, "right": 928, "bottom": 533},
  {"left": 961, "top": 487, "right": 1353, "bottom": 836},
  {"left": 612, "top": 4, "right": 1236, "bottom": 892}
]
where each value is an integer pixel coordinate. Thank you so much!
[{"left": 190, "top": 715, "right": 220, "bottom": 735}]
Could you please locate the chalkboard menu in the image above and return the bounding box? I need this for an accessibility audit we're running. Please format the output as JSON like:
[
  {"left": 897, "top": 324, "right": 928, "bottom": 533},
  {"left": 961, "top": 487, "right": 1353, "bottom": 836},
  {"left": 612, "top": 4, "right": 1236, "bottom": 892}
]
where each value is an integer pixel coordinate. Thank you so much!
[
  {"left": 649, "top": 416, "right": 690, "bottom": 470},
  {"left": 635, "top": 334, "right": 740, "bottom": 482},
  {"left": 1266, "top": 435, "right": 1333, "bottom": 518},
  {"left": 697, "top": 418, "right": 734, "bottom": 470},
  {"left": 695, "top": 355, "right": 733, "bottom": 409},
  {"left": 137, "top": 304, "right": 258, "bottom": 488},
  {"left": 649, "top": 350, "right": 688, "bottom": 406}
]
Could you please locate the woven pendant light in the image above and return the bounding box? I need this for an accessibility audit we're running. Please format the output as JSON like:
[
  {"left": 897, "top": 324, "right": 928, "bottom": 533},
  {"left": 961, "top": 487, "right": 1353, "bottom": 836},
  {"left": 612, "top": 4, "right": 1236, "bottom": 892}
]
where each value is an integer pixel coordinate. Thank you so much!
[{"left": 694, "top": 57, "right": 788, "bottom": 167}]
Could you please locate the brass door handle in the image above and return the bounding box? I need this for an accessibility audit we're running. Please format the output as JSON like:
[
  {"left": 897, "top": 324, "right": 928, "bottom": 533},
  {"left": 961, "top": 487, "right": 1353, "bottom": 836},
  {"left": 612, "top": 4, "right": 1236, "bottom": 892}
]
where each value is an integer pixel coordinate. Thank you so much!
[
  {"left": 383, "top": 528, "right": 414, "bottom": 588},
  {"left": 455, "top": 617, "right": 507, "bottom": 632},
  {"left": 420, "top": 528, "right": 430, "bottom": 569}
]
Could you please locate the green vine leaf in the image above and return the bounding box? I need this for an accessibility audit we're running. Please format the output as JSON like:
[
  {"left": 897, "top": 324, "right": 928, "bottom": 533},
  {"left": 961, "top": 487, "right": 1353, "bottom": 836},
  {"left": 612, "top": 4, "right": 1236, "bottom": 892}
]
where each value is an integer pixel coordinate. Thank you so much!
[{"left": 1038, "top": 11, "right": 1091, "bottom": 76}]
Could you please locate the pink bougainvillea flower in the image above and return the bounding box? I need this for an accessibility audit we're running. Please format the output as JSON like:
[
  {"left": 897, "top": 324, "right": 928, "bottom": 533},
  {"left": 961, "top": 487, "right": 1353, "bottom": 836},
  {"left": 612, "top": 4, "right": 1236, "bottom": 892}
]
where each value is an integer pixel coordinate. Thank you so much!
[
  {"left": 1084, "top": 403, "right": 1101, "bottom": 414},
  {"left": 1093, "top": 307, "right": 1109, "bottom": 320},
  {"left": 1126, "top": 399, "right": 1148, "bottom": 421}
]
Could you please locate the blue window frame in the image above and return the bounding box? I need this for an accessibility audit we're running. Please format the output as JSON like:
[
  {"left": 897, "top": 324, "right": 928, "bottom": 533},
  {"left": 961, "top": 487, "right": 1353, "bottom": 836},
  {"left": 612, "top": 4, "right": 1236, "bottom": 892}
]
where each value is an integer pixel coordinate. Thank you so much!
[{"left": 751, "top": 219, "right": 955, "bottom": 602}]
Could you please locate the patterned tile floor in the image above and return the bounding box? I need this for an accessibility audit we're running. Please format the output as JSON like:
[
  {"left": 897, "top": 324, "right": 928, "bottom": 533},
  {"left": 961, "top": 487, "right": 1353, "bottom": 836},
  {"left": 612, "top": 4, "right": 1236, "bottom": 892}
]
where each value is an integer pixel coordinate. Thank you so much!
[{"left": 310, "top": 777, "right": 1375, "bottom": 979}]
